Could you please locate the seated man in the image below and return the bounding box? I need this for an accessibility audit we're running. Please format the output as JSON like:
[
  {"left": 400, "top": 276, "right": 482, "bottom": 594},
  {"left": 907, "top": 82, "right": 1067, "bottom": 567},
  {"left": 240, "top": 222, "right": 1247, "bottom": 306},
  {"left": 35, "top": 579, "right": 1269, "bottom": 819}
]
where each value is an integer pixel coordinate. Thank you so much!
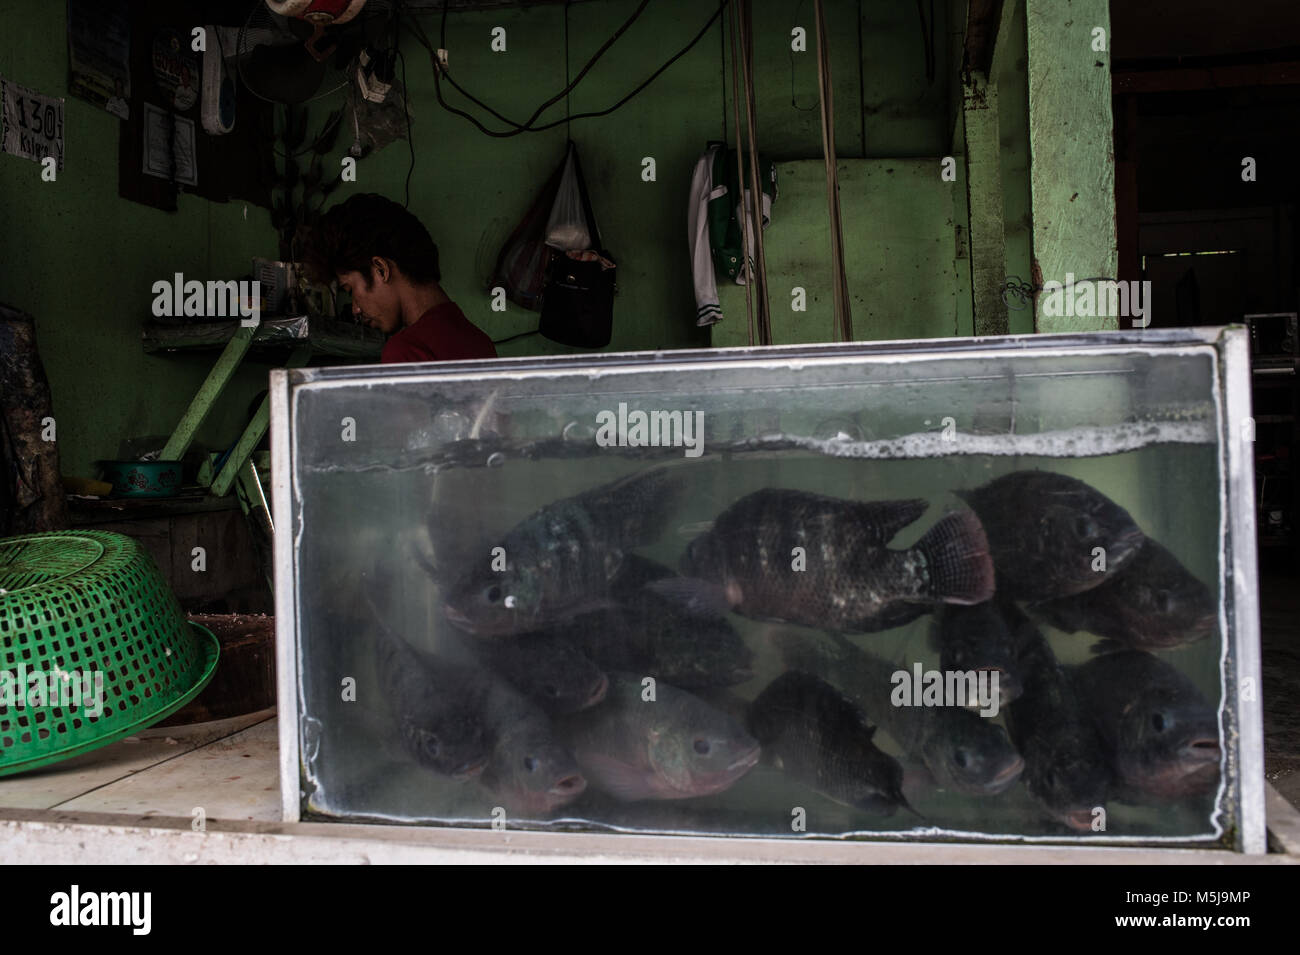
[{"left": 304, "top": 193, "right": 497, "bottom": 363}]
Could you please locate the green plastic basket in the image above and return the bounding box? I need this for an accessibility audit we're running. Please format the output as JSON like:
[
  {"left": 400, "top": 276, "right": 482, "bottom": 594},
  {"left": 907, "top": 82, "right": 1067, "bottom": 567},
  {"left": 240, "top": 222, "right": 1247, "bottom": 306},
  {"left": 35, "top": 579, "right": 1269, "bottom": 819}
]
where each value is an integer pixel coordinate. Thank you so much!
[{"left": 0, "top": 531, "right": 220, "bottom": 777}]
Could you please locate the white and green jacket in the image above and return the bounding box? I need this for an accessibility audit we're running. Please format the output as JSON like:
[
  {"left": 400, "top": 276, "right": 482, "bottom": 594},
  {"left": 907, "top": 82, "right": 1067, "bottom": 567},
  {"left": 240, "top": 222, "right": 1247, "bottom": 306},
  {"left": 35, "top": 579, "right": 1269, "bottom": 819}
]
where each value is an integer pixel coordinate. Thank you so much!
[{"left": 687, "top": 143, "right": 777, "bottom": 327}]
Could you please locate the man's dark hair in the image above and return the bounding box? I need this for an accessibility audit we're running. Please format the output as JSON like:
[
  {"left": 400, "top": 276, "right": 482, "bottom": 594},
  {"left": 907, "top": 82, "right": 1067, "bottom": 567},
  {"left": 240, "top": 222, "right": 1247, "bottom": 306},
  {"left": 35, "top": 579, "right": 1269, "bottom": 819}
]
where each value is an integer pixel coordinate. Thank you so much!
[{"left": 303, "top": 193, "right": 441, "bottom": 286}]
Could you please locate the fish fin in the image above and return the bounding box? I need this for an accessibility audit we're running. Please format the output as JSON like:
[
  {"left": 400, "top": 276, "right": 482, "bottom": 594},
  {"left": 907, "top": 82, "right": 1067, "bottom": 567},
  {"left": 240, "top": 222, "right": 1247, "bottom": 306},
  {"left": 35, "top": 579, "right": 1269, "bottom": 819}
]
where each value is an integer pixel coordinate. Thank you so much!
[
  {"left": 850, "top": 498, "right": 930, "bottom": 545},
  {"left": 916, "top": 509, "right": 996, "bottom": 605},
  {"left": 676, "top": 520, "right": 715, "bottom": 538},
  {"left": 579, "top": 467, "right": 687, "bottom": 549},
  {"left": 409, "top": 540, "right": 443, "bottom": 583},
  {"left": 576, "top": 752, "right": 655, "bottom": 802},
  {"left": 1028, "top": 596, "right": 1085, "bottom": 634},
  {"left": 644, "top": 577, "right": 733, "bottom": 618},
  {"left": 1089, "top": 638, "right": 1128, "bottom": 655},
  {"left": 603, "top": 548, "right": 625, "bottom": 583},
  {"left": 896, "top": 792, "right": 926, "bottom": 822}
]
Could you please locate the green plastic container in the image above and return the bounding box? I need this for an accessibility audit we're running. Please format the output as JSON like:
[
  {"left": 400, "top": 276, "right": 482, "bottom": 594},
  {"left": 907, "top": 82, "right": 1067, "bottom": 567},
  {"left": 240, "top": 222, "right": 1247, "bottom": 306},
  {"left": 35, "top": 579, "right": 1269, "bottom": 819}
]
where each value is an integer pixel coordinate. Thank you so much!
[{"left": 0, "top": 531, "right": 220, "bottom": 777}]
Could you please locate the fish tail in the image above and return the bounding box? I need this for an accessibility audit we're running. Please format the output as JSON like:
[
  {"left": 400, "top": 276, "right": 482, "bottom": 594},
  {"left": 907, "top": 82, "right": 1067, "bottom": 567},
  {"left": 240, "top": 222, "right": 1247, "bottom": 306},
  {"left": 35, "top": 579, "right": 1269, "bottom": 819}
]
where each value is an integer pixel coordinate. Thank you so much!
[{"left": 915, "top": 509, "right": 995, "bottom": 606}]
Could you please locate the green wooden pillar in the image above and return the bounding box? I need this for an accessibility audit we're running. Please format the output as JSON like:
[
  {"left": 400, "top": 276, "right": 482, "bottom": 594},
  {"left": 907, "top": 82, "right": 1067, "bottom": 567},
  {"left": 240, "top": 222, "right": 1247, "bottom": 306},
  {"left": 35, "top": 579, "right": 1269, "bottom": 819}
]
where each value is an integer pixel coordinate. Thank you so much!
[
  {"left": 962, "top": 70, "right": 1008, "bottom": 337},
  {"left": 1025, "top": 0, "right": 1118, "bottom": 331}
]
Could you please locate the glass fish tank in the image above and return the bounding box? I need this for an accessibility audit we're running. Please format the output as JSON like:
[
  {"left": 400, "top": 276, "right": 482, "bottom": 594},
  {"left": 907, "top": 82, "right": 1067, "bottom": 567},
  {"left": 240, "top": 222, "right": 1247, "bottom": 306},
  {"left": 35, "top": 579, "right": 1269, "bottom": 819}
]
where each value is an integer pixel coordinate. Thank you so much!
[{"left": 271, "top": 327, "right": 1264, "bottom": 852}]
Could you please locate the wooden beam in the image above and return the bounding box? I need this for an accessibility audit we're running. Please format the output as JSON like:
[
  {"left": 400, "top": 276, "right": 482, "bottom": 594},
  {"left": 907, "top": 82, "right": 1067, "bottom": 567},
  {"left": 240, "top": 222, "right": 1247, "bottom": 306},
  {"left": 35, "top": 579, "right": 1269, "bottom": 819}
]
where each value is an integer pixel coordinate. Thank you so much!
[
  {"left": 964, "top": 0, "right": 1006, "bottom": 75},
  {"left": 962, "top": 71, "right": 1008, "bottom": 336},
  {"left": 1026, "top": 0, "right": 1118, "bottom": 332}
]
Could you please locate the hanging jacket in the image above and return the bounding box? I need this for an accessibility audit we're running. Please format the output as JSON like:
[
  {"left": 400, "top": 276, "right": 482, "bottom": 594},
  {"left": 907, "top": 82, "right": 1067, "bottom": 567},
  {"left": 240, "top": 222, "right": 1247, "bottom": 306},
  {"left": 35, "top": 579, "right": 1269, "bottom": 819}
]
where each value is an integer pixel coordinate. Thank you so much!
[{"left": 687, "top": 142, "right": 777, "bottom": 327}]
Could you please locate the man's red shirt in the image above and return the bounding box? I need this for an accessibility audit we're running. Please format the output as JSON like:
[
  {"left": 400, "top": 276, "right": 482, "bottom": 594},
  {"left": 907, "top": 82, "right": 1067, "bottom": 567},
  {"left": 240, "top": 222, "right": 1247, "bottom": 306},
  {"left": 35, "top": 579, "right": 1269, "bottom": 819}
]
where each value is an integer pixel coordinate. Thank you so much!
[{"left": 380, "top": 302, "right": 498, "bottom": 363}]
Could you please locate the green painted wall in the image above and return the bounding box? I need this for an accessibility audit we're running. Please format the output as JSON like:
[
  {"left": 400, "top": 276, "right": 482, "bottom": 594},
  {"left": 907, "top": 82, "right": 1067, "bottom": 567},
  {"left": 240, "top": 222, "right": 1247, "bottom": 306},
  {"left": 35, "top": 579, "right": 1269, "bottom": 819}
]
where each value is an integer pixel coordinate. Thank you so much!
[
  {"left": 2, "top": 0, "right": 1113, "bottom": 480},
  {"left": 321, "top": 0, "right": 965, "bottom": 355},
  {"left": 0, "top": 1, "right": 278, "bottom": 481},
  {"left": 710, "top": 159, "right": 959, "bottom": 347}
]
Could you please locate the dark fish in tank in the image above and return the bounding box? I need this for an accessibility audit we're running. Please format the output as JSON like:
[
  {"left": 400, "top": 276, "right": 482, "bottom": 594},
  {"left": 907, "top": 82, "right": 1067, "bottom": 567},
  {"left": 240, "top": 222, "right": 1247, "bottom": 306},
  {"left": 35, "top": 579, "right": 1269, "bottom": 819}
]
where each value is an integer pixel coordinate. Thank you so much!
[
  {"left": 477, "top": 677, "right": 588, "bottom": 816},
  {"left": 559, "top": 672, "right": 760, "bottom": 801},
  {"left": 658, "top": 489, "right": 994, "bottom": 633},
  {"left": 463, "top": 631, "right": 609, "bottom": 715},
  {"left": 1003, "top": 605, "right": 1112, "bottom": 832},
  {"left": 442, "top": 467, "right": 684, "bottom": 638},
  {"left": 1071, "top": 650, "right": 1221, "bottom": 800},
  {"left": 773, "top": 631, "right": 1024, "bottom": 796},
  {"left": 1030, "top": 539, "right": 1216, "bottom": 653},
  {"left": 954, "top": 470, "right": 1145, "bottom": 601},
  {"left": 565, "top": 556, "right": 755, "bottom": 689},
  {"left": 749, "top": 670, "right": 914, "bottom": 817},
  {"left": 372, "top": 619, "right": 496, "bottom": 781},
  {"left": 931, "top": 601, "right": 1024, "bottom": 708}
]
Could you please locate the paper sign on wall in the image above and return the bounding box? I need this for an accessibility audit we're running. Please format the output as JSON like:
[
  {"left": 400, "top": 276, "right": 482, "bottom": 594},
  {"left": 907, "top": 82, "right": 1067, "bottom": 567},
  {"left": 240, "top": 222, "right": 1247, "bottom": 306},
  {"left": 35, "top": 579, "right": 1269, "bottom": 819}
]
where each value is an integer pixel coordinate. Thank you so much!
[
  {"left": 0, "top": 77, "right": 65, "bottom": 169},
  {"left": 142, "top": 101, "right": 197, "bottom": 186}
]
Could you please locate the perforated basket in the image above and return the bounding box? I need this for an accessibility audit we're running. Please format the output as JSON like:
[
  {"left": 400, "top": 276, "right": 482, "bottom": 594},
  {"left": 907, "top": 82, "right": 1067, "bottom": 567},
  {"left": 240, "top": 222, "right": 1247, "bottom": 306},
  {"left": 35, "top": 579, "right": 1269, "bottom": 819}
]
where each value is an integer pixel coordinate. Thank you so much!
[{"left": 0, "top": 531, "right": 220, "bottom": 777}]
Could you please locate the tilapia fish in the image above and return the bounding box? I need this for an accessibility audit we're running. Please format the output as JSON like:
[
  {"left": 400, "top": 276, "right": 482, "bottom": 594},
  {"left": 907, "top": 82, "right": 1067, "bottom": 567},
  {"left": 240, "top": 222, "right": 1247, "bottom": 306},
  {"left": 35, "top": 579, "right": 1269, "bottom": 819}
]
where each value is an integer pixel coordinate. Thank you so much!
[
  {"left": 955, "top": 470, "right": 1145, "bottom": 601},
  {"left": 465, "top": 631, "right": 609, "bottom": 715},
  {"left": 1031, "top": 539, "right": 1216, "bottom": 652},
  {"left": 749, "top": 671, "right": 912, "bottom": 816},
  {"left": 477, "top": 676, "right": 587, "bottom": 816},
  {"left": 1070, "top": 650, "right": 1221, "bottom": 800},
  {"left": 369, "top": 597, "right": 585, "bottom": 810},
  {"left": 932, "top": 601, "right": 1024, "bottom": 708},
  {"left": 1004, "top": 606, "right": 1111, "bottom": 831},
  {"left": 566, "top": 556, "right": 755, "bottom": 689},
  {"left": 773, "top": 631, "right": 1024, "bottom": 796},
  {"left": 372, "top": 621, "right": 495, "bottom": 780},
  {"left": 442, "top": 467, "right": 683, "bottom": 638},
  {"left": 670, "top": 489, "right": 994, "bottom": 634},
  {"left": 559, "top": 673, "right": 760, "bottom": 801}
]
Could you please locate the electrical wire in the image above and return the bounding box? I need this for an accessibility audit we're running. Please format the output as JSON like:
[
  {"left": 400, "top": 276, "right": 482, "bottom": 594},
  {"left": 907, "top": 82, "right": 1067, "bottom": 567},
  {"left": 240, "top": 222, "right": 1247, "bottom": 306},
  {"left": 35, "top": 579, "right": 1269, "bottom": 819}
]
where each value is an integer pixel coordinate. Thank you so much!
[
  {"left": 427, "top": 0, "right": 652, "bottom": 133},
  {"left": 814, "top": 0, "right": 852, "bottom": 341},
  {"left": 397, "top": 46, "right": 415, "bottom": 208},
  {"left": 790, "top": 0, "right": 818, "bottom": 111},
  {"left": 492, "top": 328, "right": 541, "bottom": 345},
  {"left": 726, "top": 0, "right": 755, "bottom": 346},
  {"left": 916, "top": 0, "right": 936, "bottom": 84},
  {"left": 407, "top": 1, "right": 728, "bottom": 137},
  {"left": 737, "top": 0, "right": 772, "bottom": 344}
]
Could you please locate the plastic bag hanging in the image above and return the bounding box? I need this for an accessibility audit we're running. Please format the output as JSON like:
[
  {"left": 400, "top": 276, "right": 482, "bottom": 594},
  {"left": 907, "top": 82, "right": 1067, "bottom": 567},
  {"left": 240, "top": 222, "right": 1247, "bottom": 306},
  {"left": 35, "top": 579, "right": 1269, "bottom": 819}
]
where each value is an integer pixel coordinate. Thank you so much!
[{"left": 545, "top": 143, "right": 593, "bottom": 252}]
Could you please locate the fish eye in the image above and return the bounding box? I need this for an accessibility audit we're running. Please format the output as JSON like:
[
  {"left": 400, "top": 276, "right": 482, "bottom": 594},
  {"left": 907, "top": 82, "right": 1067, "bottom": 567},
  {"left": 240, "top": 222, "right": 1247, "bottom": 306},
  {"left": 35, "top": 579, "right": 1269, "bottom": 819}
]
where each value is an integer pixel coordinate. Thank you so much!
[
  {"left": 485, "top": 584, "right": 502, "bottom": 603},
  {"left": 953, "top": 748, "right": 970, "bottom": 769},
  {"left": 1073, "top": 515, "right": 1097, "bottom": 540},
  {"left": 1152, "top": 713, "right": 1166, "bottom": 732},
  {"left": 524, "top": 756, "right": 539, "bottom": 772},
  {"left": 1154, "top": 590, "right": 1172, "bottom": 614},
  {"left": 543, "top": 684, "right": 560, "bottom": 698},
  {"left": 421, "top": 733, "right": 442, "bottom": 759},
  {"left": 693, "top": 738, "right": 711, "bottom": 755}
]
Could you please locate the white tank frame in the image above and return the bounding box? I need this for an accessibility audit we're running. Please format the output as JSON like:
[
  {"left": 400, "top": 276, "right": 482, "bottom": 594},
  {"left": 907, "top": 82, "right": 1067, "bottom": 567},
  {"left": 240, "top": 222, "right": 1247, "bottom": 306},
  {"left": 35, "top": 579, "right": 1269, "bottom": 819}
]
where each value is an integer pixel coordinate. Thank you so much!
[{"left": 270, "top": 325, "right": 1266, "bottom": 853}]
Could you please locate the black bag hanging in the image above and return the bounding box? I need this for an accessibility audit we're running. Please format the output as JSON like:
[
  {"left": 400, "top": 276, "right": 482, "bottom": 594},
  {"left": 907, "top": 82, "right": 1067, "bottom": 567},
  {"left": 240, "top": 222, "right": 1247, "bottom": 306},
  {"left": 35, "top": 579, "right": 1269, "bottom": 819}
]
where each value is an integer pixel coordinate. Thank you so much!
[
  {"left": 539, "top": 142, "right": 617, "bottom": 348},
  {"left": 491, "top": 157, "right": 565, "bottom": 311}
]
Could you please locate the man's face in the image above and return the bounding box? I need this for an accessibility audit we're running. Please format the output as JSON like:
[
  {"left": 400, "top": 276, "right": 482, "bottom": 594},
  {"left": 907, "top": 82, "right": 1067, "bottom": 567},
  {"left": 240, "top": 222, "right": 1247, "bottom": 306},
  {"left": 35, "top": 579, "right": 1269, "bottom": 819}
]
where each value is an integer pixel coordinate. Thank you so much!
[{"left": 338, "top": 260, "right": 401, "bottom": 334}]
